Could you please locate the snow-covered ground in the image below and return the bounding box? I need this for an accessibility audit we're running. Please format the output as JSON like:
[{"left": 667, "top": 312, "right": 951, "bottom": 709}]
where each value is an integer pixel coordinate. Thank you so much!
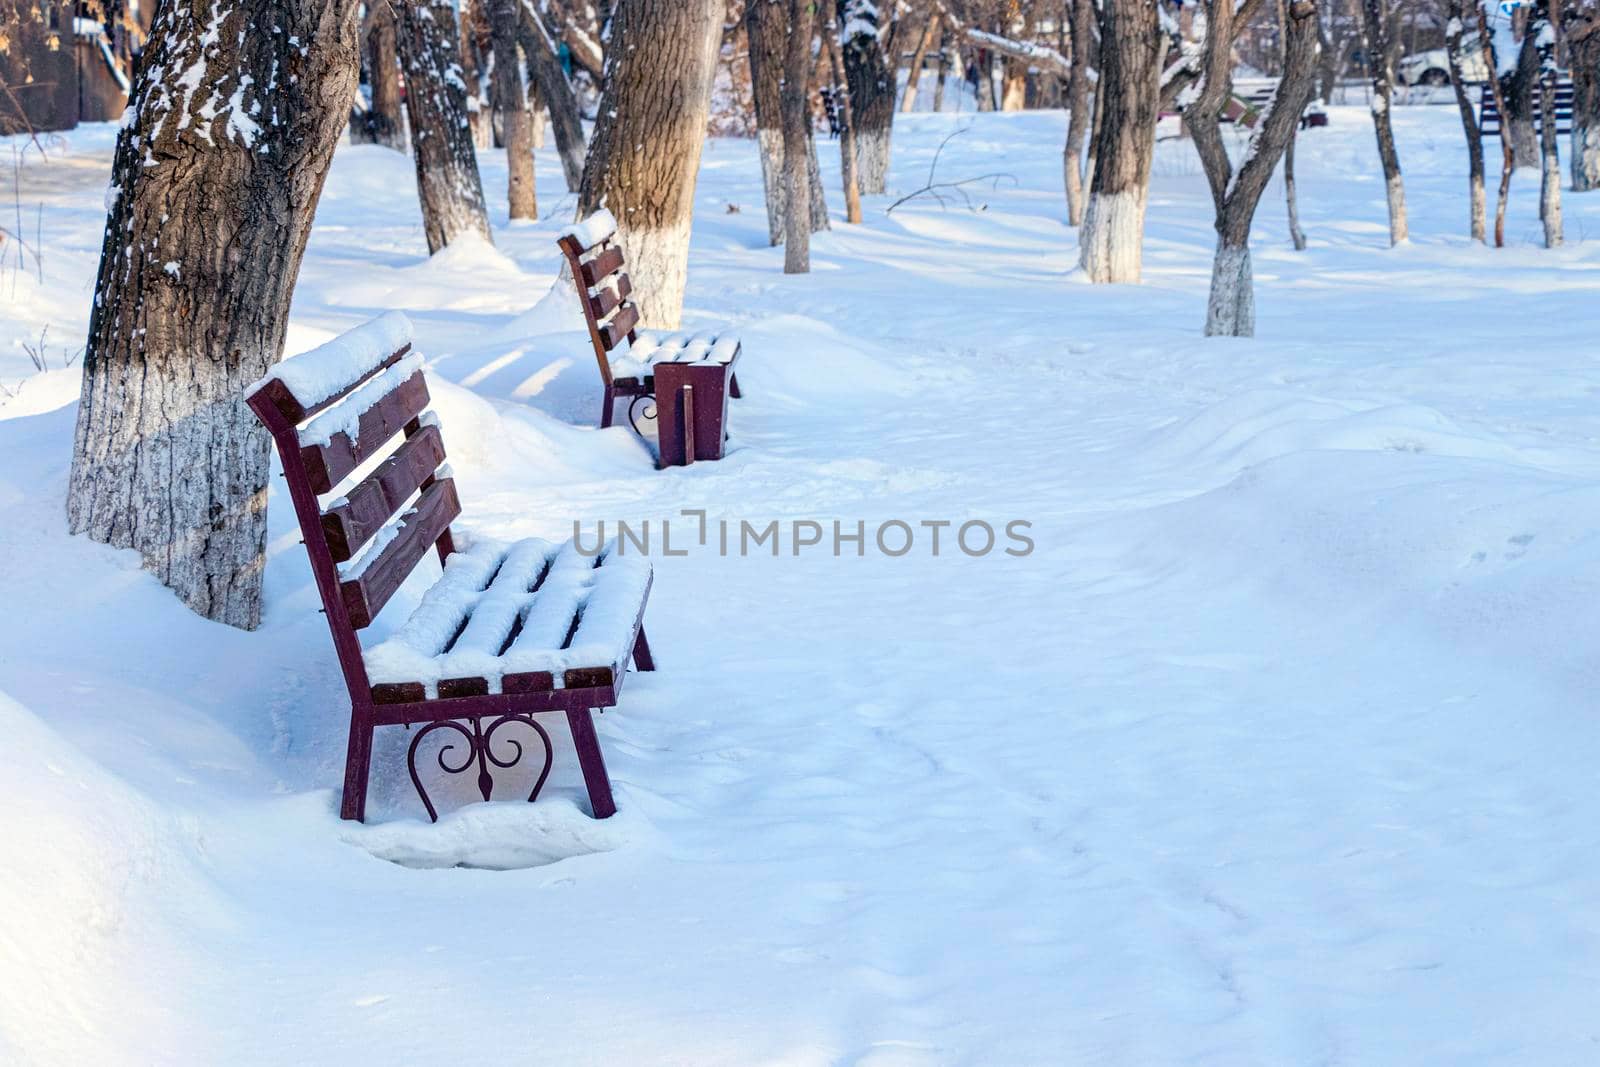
[{"left": 6, "top": 106, "right": 1600, "bottom": 1064}]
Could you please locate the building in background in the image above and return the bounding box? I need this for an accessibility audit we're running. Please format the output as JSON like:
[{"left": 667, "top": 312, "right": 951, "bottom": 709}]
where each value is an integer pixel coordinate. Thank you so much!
[{"left": 1, "top": 1, "right": 146, "bottom": 136}]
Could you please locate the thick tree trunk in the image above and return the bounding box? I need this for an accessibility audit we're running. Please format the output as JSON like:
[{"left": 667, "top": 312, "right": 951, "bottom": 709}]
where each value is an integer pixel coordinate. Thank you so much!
[
  {"left": 825, "top": 19, "right": 865, "bottom": 223},
  {"left": 1447, "top": 0, "right": 1487, "bottom": 242},
  {"left": 1064, "top": 0, "right": 1094, "bottom": 225},
  {"left": 399, "top": 0, "right": 493, "bottom": 254},
  {"left": 1358, "top": 0, "right": 1407, "bottom": 245},
  {"left": 749, "top": 0, "right": 829, "bottom": 244},
  {"left": 354, "top": 8, "right": 407, "bottom": 151},
  {"left": 1540, "top": 70, "right": 1564, "bottom": 244},
  {"left": 1505, "top": 24, "right": 1540, "bottom": 168},
  {"left": 68, "top": 0, "right": 362, "bottom": 630},
  {"left": 519, "top": 3, "right": 587, "bottom": 192},
  {"left": 1572, "top": 19, "right": 1600, "bottom": 191},
  {"left": 840, "top": 1, "right": 895, "bottom": 194},
  {"left": 577, "top": 0, "right": 722, "bottom": 327},
  {"left": 490, "top": 0, "right": 537, "bottom": 220},
  {"left": 782, "top": 0, "right": 816, "bottom": 273},
  {"left": 1079, "top": 0, "right": 1160, "bottom": 283},
  {"left": 1204, "top": 242, "right": 1255, "bottom": 336}
]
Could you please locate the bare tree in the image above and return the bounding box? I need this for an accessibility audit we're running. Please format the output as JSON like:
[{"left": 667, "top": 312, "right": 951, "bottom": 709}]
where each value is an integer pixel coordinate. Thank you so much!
[
  {"left": 1080, "top": 0, "right": 1160, "bottom": 283},
  {"left": 1278, "top": 0, "right": 1309, "bottom": 250},
  {"left": 1503, "top": 10, "right": 1540, "bottom": 168},
  {"left": 839, "top": 0, "right": 897, "bottom": 193},
  {"left": 490, "top": 0, "right": 538, "bottom": 219},
  {"left": 782, "top": 0, "right": 818, "bottom": 273},
  {"left": 1530, "top": 0, "right": 1562, "bottom": 245},
  {"left": 1186, "top": 0, "right": 1319, "bottom": 335},
  {"left": 903, "top": 13, "right": 943, "bottom": 111},
  {"left": 68, "top": 0, "right": 362, "bottom": 630},
  {"left": 1477, "top": 0, "right": 1517, "bottom": 245},
  {"left": 1065, "top": 0, "right": 1095, "bottom": 225},
  {"left": 1446, "top": 0, "right": 1487, "bottom": 241},
  {"left": 577, "top": 0, "right": 723, "bottom": 327},
  {"left": 1570, "top": 3, "right": 1600, "bottom": 190},
  {"left": 519, "top": 0, "right": 588, "bottom": 192},
  {"left": 748, "top": 0, "right": 830, "bottom": 244},
  {"left": 399, "top": 0, "right": 493, "bottom": 253},
  {"left": 824, "top": 13, "right": 866, "bottom": 223},
  {"left": 1357, "top": 0, "right": 1407, "bottom": 245}
]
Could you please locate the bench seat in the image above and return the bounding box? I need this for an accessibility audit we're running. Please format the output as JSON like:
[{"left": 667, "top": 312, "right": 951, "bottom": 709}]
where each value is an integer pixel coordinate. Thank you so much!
[
  {"left": 610, "top": 329, "right": 742, "bottom": 382},
  {"left": 364, "top": 536, "right": 652, "bottom": 703}
]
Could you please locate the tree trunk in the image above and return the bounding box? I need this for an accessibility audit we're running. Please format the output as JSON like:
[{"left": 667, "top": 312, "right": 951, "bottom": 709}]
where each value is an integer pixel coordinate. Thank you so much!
[
  {"left": 1187, "top": 0, "right": 1320, "bottom": 334},
  {"left": 750, "top": 0, "right": 829, "bottom": 244},
  {"left": 840, "top": 0, "right": 895, "bottom": 194},
  {"left": 1280, "top": 0, "right": 1308, "bottom": 250},
  {"left": 398, "top": 0, "right": 493, "bottom": 254},
  {"left": 1505, "top": 21, "right": 1540, "bottom": 168},
  {"left": 1358, "top": 0, "right": 1407, "bottom": 245},
  {"left": 68, "top": 0, "right": 362, "bottom": 631},
  {"left": 519, "top": 3, "right": 587, "bottom": 192},
  {"left": 1079, "top": 0, "right": 1160, "bottom": 283},
  {"left": 825, "top": 18, "right": 865, "bottom": 223},
  {"left": 354, "top": 9, "right": 407, "bottom": 150},
  {"left": 933, "top": 31, "right": 951, "bottom": 112},
  {"left": 1572, "top": 18, "right": 1600, "bottom": 191},
  {"left": 1001, "top": 57, "right": 1028, "bottom": 111},
  {"left": 1540, "top": 69, "right": 1565, "bottom": 244},
  {"left": 1447, "top": 0, "right": 1487, "bottom": 242},
  {"left": 1064, "top": 0, "right": 1094, "bottom": 225},
  {"left": 577, "top": 0, "right": 722, "bottom": 328},
  {"left": 490, "top": 0, "right": 537, "bottom": 220},
  {"left": 782, "top": 0, "right": 816, "bottom": 273},
  {"left": 902, "top": 15, "right": 938, "bottom": 111},
  {"left": 1478, "top": 1, "right": 1517, "bottom": 246}
]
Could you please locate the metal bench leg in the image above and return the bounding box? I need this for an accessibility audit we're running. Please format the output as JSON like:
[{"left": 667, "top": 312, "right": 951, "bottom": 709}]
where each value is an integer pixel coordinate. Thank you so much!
[
  {"left": 567, "top": 707, "right": 617, "bottom": 819},
  {"left": 633, "top": 626, "right": 656, "bottom": 671},
  {"left": 599, "top": 384, "right": 616, "bottom": 429},
  {"left": 729, "top": 372, "right": 742, "bottom": 399},
  {"left": 340, "top": 708, "right": 376, "bottom": 822}
]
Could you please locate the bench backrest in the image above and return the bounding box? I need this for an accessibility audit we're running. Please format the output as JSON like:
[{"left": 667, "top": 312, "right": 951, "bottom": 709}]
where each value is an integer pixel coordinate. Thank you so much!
[
  {"left": 246, "top": 312, "right": 459, "bottom": 703},
  {"left": 556, "top": 209, "right": 640, "bottom": 387}
]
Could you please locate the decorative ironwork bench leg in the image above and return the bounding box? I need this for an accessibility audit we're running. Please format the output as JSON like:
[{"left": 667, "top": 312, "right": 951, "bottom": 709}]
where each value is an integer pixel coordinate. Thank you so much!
[{"left": 406, "top": 715, "right": 556, "bottom": 823}]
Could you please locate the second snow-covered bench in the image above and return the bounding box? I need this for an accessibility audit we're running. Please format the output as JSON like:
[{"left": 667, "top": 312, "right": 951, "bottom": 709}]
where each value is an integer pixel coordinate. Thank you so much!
[
  {"left": 246, "top": 312, "right": 654, "bottom": 823},
  {"left": 556, "top": 209, "right": 743, "bottom": 445}
]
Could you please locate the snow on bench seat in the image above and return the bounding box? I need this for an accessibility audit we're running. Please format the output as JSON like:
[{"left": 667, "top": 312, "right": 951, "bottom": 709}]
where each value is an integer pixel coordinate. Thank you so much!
[
  {"left": 364, "top": 536, "right": 652, "bottom": 701},
  {"left": 611, "top": 330, "right": 742, "bottom": 381}
]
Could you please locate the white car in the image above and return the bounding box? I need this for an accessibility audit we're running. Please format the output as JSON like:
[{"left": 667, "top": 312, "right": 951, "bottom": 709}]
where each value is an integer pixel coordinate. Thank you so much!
[{"left": 1399, "top": 42, "right": 1491, "bottom": 87}]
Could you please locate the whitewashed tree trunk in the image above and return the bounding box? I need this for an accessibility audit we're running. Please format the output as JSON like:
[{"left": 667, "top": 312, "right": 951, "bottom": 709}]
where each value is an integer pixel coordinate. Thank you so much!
[
  {"left": 840, "top": 0, "right": 895, "bottom": 194},
  {"left": 1204, "top": 242, "right": 1255, "bottom": 335},
  {"left": 1571, "top": 12, "right": 1600, "bottom": 190},
  {"left": 68, "top": 0, "right": 362, "bottom": 630},
  {"left": 1079, "top": 0, "right": 1159, "bottom": 283},
  {"left": 1358, "top": 0, "right": 1407, "bottom": 245},
  {"left": 1447, "top": 0, "right": 1488, "bottom": 242},
  {"left": 399, "top": 0, "right": 493, "bottom": 253},
  {"left": 1064, "top": 0, "right": 1094, "bottom": 226},
  {"left": 490, "top": 0, "right": 537, "bottom": 220},
  {"left": 577, "top": 0, "right": 722, "bottom": 328},
  {"left": 1540, "top": 76, "right": 1564, "bottom": 245},
  {"left": 749, "top": 0, "right": 829, "bottom": 244},
  {"left": 781, "top": 0, "right": 816, "bottom": 273}
]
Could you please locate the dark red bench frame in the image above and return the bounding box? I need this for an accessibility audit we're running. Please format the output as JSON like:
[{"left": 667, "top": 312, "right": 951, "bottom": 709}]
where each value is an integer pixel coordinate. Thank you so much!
[{"left": 247, "top": 334, "right": 652, "bottom": 823}]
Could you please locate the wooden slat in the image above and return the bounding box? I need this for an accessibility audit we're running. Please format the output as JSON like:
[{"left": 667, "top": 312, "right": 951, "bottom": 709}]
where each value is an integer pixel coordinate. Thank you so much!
[
  {"left": 298, "top": 371, "right": 430, "bottom": 494},
  {"left": 598, "top": 304, "right": 640, "bottom": 350},
  {"left": 253, "top": 344, "right": 411, "bottom": 425},
  {"left": 580, "top": 246, "right": 625, "bottom": 288},
  {"left": 371, "top": 681, "right": 426, "bottom": 705},
  {"left": 586, "top": 273, "right": 633, "bottom": 320},
  {"left": 339, "top": 478, "right": 461, "bottom": 629},
  {"left": 321, "top": 424, "right": 448, "bottom": 562}
]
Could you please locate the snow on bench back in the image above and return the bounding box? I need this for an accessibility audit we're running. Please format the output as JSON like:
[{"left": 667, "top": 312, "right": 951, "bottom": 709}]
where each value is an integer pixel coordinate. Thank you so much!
[
  {"left": 250, "top": 312, "right": 416, "bottom": 418},
  {"left": 558, "top": 208, "right": 618, "bottom": 251}
]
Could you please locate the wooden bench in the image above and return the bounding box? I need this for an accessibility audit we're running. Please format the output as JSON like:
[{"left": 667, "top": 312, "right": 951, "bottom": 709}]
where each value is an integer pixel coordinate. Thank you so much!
[
  {"left": 1478, "top": 78, "right": 1573, "bottom": 137},
  {"left": 555, "top": 209, "right": 743, "bottom": 440},
  {"left": 246, "top": 312, "right": 653, "bottom": 823}
]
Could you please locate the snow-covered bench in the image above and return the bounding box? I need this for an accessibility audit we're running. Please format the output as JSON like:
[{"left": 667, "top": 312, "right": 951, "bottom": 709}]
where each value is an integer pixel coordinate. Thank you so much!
[
  {"left": 246, "top": 312, "right": 654, "bottom": 823},
  {"left": 556, "top": 209, "right": 743, "bottom": 437}
]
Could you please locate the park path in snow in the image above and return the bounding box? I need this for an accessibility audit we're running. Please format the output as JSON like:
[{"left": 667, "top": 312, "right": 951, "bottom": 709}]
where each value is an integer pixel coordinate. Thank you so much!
[{"left": 3, "top": 107, "right": 1600, "bottom": 1064}]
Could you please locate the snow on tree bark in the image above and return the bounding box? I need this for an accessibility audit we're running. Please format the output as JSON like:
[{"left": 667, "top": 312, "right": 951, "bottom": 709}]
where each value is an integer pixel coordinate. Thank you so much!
[
  {"left": 1531, "top": 2, "right": 1563, "bottom": 246},
  {"left": 748, "top": 0, "right": 830, "bottom": 245},
  {"left": 839, "top": 0, "right": 895, "bottom": 195},
  {"left": 489, "top": 0, "right": 537, "bottom": 220},
  {"left": 1079, "top": 0, "right": 1160, "bottom": 283},
  {"left": 1357, "top": 0, "right": 1407, "bottom": 245},
  {"left": 399, "top": 0, "right": 493, "bottom": 254},
  {"left": 577, "top": 0, "right": 722, "bottom": 328},
  {"left": 67, "top": 0, "right": 363, "bottom": 631},
  {"left": 518, "top": 1, "right": 587, "bottom": 193}
]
